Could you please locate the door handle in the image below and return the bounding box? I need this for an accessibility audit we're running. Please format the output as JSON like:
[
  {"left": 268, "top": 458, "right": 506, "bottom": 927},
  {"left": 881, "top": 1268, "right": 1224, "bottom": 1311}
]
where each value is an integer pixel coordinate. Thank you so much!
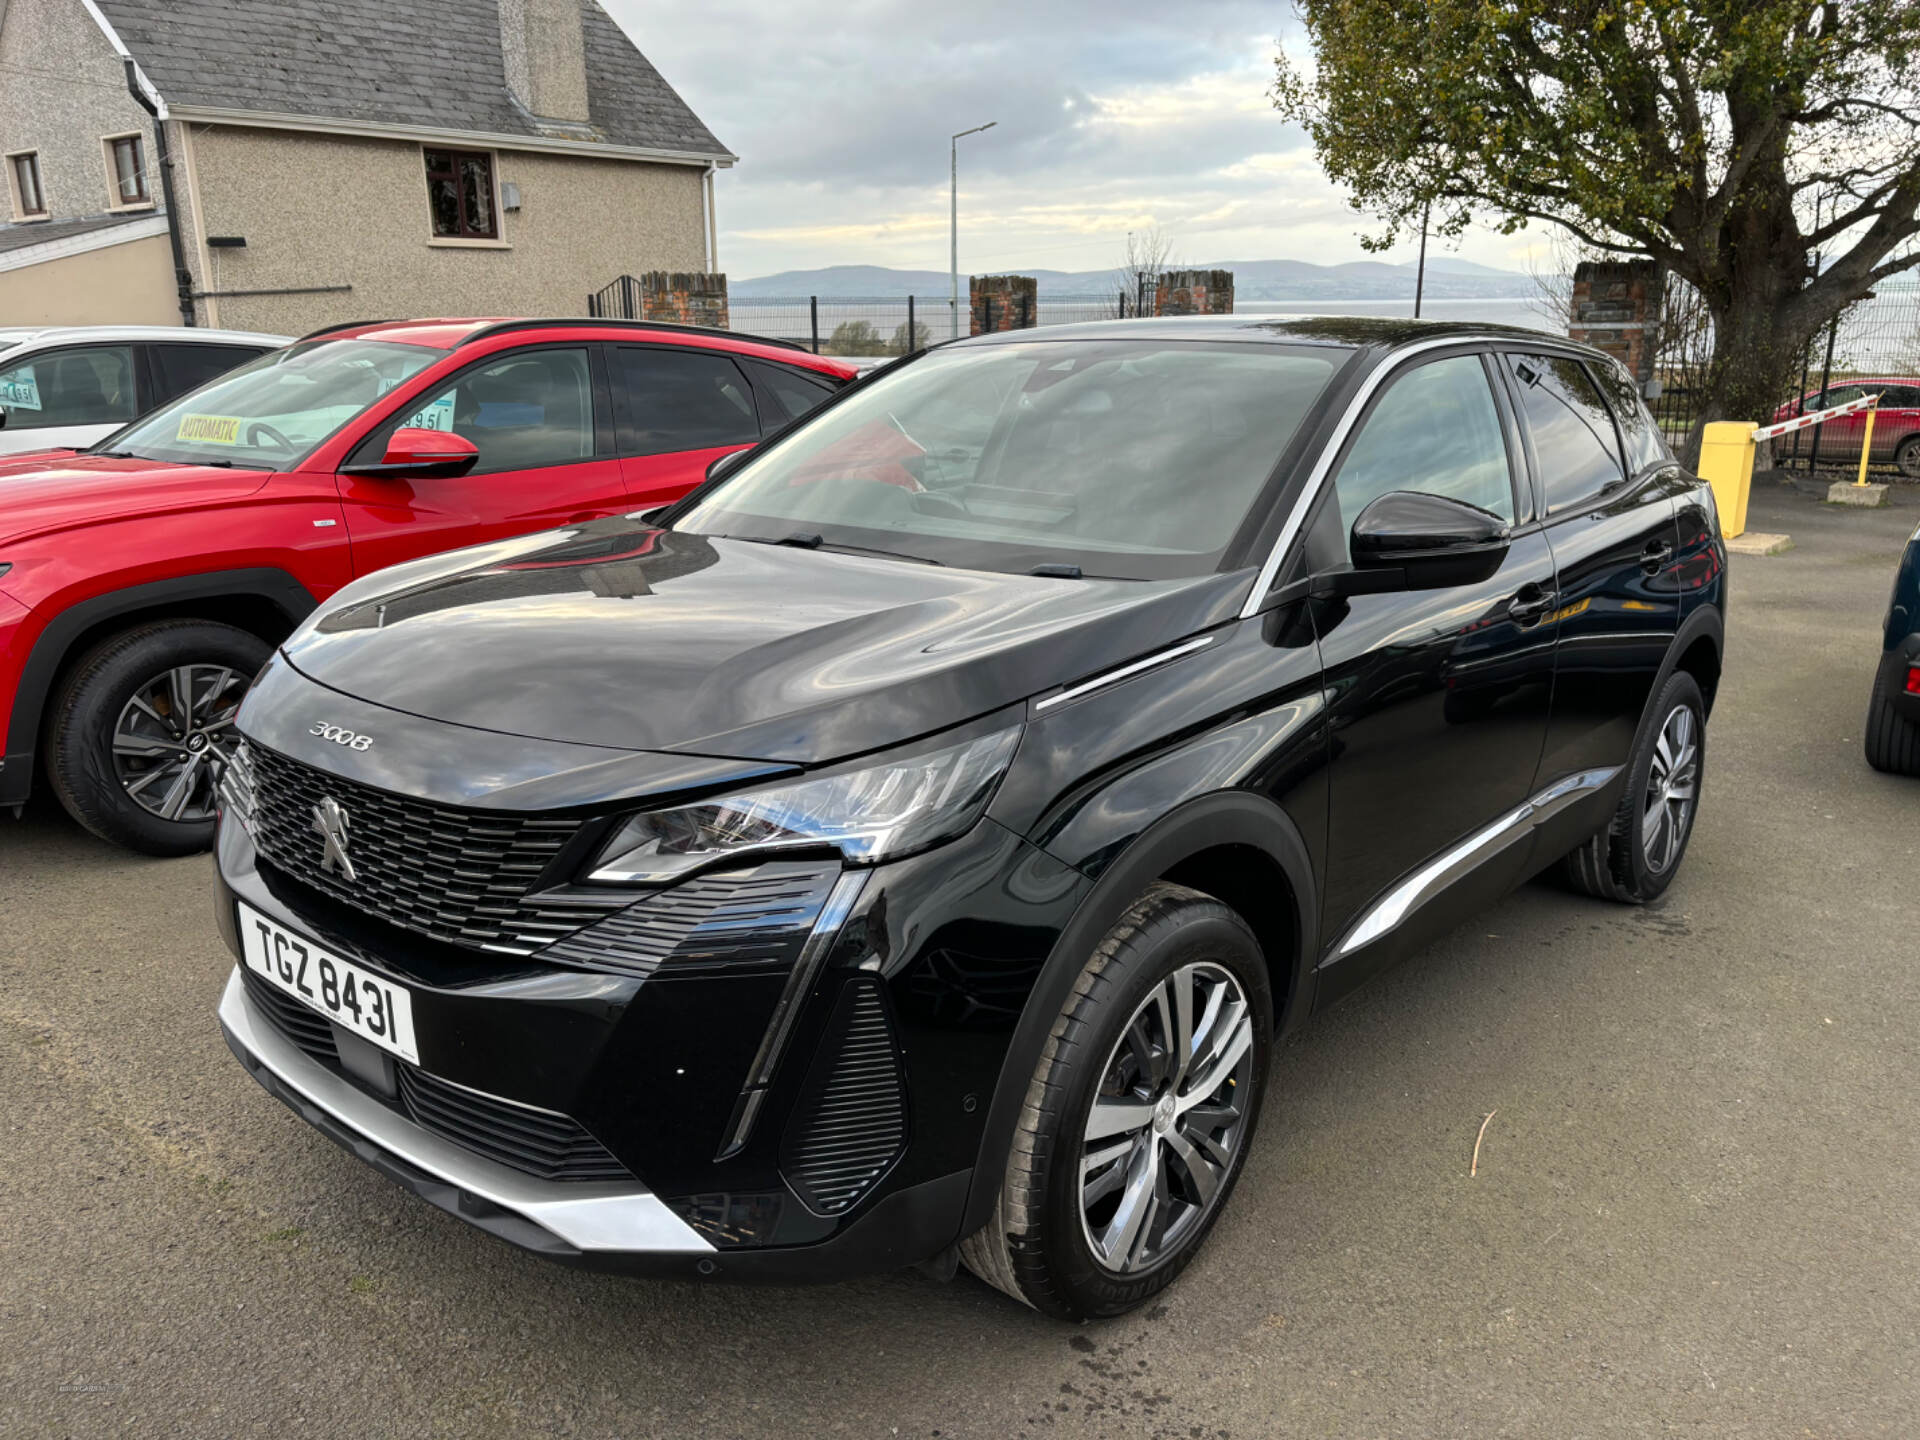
[
  {"left": 1508, "top": 585, "right": 1556, "bottom": 623},
  {"left": 1640, "top": 539, "right": 1674, "bottom": 572}
]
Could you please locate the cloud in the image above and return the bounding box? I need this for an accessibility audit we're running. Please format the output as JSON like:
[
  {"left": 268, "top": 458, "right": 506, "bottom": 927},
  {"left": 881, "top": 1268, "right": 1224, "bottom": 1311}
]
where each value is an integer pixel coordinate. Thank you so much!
[{"left": 605, "top": 0, "right": 1558, "bottom": 279}]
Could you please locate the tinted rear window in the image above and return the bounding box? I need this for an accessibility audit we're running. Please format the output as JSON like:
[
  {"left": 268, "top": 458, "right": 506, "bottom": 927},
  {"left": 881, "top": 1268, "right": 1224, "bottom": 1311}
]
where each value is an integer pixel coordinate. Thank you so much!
[{"left": 1507, "top": 352, "right": 1626, "bottom": 512}]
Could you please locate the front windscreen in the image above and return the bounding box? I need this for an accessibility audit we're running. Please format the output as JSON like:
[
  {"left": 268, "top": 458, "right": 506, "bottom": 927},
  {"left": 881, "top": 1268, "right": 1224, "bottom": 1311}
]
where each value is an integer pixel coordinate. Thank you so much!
[
  {"left": 96, "top": 338, "right": 443, "bottom": 469},
  {"left": 675, "top": 339, "right": 1342, "bottom": 580}
]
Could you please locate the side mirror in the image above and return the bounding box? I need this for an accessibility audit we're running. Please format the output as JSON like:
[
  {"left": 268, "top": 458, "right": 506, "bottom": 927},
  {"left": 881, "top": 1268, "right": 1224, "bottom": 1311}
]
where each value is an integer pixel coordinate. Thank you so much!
[
  {"left": 1349, "top": 490, "right": 1510, "bottom": 589},
  {"left": 706, "top": 447, "right": 751, "bottom": 483},
  {"left": 342, "top": 427, "right": 480, "bottom": 479}
]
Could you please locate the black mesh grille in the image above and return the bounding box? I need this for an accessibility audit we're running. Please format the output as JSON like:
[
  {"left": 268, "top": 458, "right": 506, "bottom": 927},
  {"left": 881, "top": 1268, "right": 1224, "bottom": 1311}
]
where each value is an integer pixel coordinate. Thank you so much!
[
  {"left": 247, "top": 744, "right": 587, "bottom": 953},
  {"left": 241, "top": 966, "right": 339, "bottom": 1065},
  {"left": 239, "top": 967, "right": 630, "bottom": 1183},
  {"left": 782, "top": 983, "right": 907, "bottom": 1215},
  {"left": 396, "top": 1067, "right": 633, "bottom": 1183},
  {"left": 542, "top": 861, "right": 840, "bottom": 979}
]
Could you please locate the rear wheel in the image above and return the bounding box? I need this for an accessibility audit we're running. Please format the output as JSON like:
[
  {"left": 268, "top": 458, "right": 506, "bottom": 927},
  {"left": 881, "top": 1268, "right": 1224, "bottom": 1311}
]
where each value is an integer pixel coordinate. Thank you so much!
[
  {"left": 1864, "top": 662, "right": 1920, "bottom": 776},
  {"left": 1560, "top": 670, "right": 1706, "bottom": 903},
  {"left": 959, "top": 883, "right": 1272, "bottom": 1319},
  {"left": 1896, "top": 436, "right": 1920, "bottom": 481},
  {"left": 46, "top": 620, "right": 269, "bottom": 855}
]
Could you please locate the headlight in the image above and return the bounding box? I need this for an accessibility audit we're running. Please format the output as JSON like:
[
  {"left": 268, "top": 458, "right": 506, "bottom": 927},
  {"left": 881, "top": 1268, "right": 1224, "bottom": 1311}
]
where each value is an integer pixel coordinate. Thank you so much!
[{"left": 587, "top": 725, "right": 1022, "bottom": 884}]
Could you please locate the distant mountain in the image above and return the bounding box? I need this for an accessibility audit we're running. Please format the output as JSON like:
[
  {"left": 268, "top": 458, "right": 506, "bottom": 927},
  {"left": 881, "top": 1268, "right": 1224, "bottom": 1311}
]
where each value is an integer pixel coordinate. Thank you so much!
[{"left": 731, "top": 257, "right": 1535, "bottom": 301}]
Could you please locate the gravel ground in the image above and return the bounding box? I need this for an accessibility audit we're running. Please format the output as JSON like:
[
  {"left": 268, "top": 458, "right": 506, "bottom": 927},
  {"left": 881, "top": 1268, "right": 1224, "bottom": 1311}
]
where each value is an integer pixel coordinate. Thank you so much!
[{"left": 4, "top": 480, "right": 1917, "bottom": 1439}]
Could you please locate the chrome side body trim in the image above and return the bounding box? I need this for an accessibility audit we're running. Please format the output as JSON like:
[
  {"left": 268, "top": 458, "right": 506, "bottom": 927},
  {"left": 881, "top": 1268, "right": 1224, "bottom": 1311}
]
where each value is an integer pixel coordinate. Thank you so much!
[
  {"left": 1238, "top": 331, "right": 1586, "bottom": 620},
  {"left": 219, "top": 970, "right": 715, "bottom": 1254},
  {"left": 1034, "top": 636, "right": 1217, "bottom": 713},
  {"left": 1336, "top": 766, "right": 1619, "bottom": 956}
]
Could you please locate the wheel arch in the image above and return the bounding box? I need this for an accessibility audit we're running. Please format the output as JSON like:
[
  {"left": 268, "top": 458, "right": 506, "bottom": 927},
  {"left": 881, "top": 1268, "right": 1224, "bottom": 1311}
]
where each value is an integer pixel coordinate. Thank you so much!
[
  {"left": 1664, "top": 603, "right": 1725, "bottom": 718},
  {"left": 961, "top": 790, "right": 1319, "bottom": 1238},
  {"left": 2, "top": 568, "right": 316, "bottom": 808}
]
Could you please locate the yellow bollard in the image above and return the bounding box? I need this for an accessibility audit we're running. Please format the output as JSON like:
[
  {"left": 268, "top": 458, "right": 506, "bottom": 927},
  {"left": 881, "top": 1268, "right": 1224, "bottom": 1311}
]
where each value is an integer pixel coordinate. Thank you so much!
[
  {"left": 1856, "top": 403, "right": 1879, "bottom": 487},
  {"left": 1697, "top": 420, "right": 1756, "bottom": 539}
]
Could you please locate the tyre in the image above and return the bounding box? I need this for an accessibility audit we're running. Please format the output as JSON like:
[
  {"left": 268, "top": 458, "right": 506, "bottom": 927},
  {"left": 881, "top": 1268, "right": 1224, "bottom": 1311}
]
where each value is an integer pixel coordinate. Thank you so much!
[
  {"left": 1864, "top": 662, "right": 1920, "bottom": 776},
  {"left": 45, "top": 619, "right": 270, "bottom": 856},
  {"left": 1560, "top": 669, "right": 1705, "bottom": 903},
  {"left": 959, "top": 882, "right": 1273, "bottom": 1319},
  {"left": 1896, "top": 436, "right": 1920, "bottom": 482}
]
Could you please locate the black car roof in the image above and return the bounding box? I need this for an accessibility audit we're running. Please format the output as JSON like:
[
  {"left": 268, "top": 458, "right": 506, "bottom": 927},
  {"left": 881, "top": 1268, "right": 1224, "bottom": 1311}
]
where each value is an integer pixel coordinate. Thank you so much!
[{"left": 952, "top": 314, "right": 1577, "bottom": 354}]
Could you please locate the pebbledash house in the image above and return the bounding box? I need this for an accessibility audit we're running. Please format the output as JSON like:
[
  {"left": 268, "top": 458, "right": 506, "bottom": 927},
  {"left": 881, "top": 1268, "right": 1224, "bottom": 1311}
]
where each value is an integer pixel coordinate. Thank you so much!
[{"left": 0, "top": 0, "right": 732, "bottom": 332}]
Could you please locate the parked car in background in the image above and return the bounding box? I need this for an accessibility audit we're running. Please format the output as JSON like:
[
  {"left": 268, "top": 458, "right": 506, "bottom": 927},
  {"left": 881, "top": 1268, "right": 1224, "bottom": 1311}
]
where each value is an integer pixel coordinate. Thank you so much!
[
  {"left": 1865, "top": 520, "right": 1920, "bottom": 775},
  {"left": 1771, "top": 379, "right": 1920, "bottom": 478},
  {"left": 211, "top": 317, "right": 1725, "bottom": 1319},
  {"left": 0, "top": 326, "right": 289, "bottom": 456},
  {"left": 0, "top": 318, "right": 856, "bottom": 853}
]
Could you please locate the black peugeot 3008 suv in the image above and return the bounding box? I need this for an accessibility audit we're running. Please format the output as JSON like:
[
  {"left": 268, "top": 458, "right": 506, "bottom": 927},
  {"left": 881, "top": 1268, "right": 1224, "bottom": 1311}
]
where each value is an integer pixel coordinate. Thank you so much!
[{"left": 213, "top": 317, "right": 1726, "bottom": 1319}]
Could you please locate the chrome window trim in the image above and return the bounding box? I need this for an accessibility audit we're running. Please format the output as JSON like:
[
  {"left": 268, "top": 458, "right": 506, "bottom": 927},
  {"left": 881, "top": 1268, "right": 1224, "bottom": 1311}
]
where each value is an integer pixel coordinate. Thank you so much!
[
  {"left": 1336, "top": 766, "right": 1620, "bottom": 955},
  {"left": 1033, "top": 635, "right": 1217, "bottom": 713},
  {"left": 1237, "top": 332, "right": 1598, "bottom": 620},
  {"left": 219, "top": 969, "right": 716, "bottom": 1254}
]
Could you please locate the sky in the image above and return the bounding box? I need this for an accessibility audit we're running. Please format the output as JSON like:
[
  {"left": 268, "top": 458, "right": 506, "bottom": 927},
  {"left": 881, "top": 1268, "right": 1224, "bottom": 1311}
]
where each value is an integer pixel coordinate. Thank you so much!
[{"left": 606, "top": 0, "right": 1559, "bottom": 282}]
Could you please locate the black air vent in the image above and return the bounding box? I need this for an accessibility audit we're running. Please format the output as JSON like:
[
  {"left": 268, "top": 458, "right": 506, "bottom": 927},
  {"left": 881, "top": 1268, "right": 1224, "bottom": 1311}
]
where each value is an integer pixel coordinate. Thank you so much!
[
  {"left": 781, "top": 982, "right": 907, "bottom": 1215},
  {"left": 241, "top": 967, "right": 339, "bottom": 1065}
]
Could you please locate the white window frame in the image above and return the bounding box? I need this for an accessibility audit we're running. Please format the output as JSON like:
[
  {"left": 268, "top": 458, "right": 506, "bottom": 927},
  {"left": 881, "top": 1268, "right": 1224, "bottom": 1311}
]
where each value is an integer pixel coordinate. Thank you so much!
[
  {"left": 6, "top": 149, "right": 49, "bottom": 222},
  {"left": 100, "top": 131, "right": 155, "bottom": 212}
]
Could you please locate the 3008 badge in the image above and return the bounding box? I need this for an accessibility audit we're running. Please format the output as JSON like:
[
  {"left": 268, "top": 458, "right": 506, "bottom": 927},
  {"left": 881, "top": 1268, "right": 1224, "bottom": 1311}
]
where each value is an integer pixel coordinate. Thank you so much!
[{"left": 310, "top": 722, "right": 374, "bottom": 750}]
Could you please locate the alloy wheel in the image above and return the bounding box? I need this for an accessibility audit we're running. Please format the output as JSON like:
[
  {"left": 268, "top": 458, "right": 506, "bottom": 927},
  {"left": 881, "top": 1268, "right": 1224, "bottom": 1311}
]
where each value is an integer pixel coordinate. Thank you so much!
[
  {"left": 111, "top": 664, "right": 248, "bottom": 823},
  {"left": 1641, "top": 703, "right": 1699, "bottom": 875},
  {"left": 1079, "top": 961, "right": 1256, "bottom": 1274}
]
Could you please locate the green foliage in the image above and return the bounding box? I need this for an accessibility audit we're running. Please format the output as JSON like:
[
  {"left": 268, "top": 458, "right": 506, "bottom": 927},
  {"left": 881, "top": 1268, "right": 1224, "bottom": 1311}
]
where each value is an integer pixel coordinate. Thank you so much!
[
  {"left": 892, "top": 318, "right": 931, "bottom": 354},
  {"left": 827, "top": 320, "right": 893, "bottom": 356},
  {"left": 1276, "top": 1, "right": 1920, "bottom": 436}
]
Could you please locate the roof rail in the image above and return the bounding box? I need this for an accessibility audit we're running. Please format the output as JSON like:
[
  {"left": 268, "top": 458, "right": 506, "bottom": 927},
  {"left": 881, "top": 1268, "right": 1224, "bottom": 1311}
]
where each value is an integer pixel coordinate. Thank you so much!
[
  {"left": 454, "top": 317, "right": 813, "bottom": 355},
  {"left": 294, "top": 318, "right": 403, "bottom": 343}
]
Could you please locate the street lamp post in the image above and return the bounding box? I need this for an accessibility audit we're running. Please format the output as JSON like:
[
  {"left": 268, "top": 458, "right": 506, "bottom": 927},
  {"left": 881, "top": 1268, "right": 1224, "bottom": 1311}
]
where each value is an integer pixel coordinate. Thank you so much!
[{"left": 950, "top": 121, "right": 997, "bottom": 340}]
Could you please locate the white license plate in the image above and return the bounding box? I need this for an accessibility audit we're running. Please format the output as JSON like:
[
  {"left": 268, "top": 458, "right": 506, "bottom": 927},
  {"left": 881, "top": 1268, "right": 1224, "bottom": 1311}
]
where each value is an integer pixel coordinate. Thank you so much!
[{"left": 238, "top": 902, "right": 419, "bottom": 1063}]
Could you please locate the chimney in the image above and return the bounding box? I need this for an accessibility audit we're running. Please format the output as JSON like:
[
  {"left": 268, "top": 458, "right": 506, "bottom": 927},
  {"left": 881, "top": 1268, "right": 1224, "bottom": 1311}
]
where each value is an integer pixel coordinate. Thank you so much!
[{"left": 499, "top": 0, "right": 591, "bottom": 124}]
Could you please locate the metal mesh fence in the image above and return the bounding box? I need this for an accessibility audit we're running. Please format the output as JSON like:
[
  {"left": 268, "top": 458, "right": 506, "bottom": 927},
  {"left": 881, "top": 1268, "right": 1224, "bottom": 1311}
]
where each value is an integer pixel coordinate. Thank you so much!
[
  {"left": 723, "top": 293, "right": 1136, "bottom": 355},
  {"left": 1650, "top": 276, "right": 1920, "bottom": 477}
]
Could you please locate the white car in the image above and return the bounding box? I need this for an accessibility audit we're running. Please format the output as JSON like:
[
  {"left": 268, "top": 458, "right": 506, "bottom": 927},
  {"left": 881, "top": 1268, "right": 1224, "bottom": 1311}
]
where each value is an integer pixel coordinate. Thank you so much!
[{"left": 0, "top": 325, "right": 289, "bottom": 457}]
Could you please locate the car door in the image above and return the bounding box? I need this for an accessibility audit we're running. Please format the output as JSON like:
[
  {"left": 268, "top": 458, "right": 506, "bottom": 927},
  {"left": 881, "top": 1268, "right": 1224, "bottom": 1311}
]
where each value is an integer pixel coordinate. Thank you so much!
[
  {"left": 1811, "top": 383, "right": 1870, "bottom": 461},
  {"left": 333, "top": 344, "right": 628, "bottom": 577},
  {"left": 1307, "top": 350, "right": 1558, "bottom": 1001},
  {"left": 145, "top": 342, "right": 276, "bottom": 408},
  {"left": 0, "top": 343, "right": 144, "bottom": 455},
  {"left": 1870, "top": 384, "right": 1920, "bottom": 468},
  {"left": 1499, "top": 350, "right": 1682, "bottom": 814},
  {"left": 608, "top": 344, "right": 764, "bottom": 508}
]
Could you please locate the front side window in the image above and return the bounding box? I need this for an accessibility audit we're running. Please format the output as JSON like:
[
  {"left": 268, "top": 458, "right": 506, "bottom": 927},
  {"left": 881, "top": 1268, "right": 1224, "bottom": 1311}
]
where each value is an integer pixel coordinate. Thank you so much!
[
  {"left": 9, "top": 151, "right": 46, "bottom": 218},
  {"left": 1507, "top": 352, "right": 1626, "bottom": 513},
  {"left": 106, "top": 135, "right": 148, "bottom": 205},
  {"left": 151, "top": 343, "right": 273, "bottom": 404},
  {"left": 612, "top": 346, "right": 759, "bottom": 454},
  {"left": 0, "top": 345, "right": 137, "bottom": 429},
  {"left": 98, "top": 339, "right": 442, "bottom": 468},
  {"left": 424, "top": 148, "right": 498, "bottom": 239},
  {"left": 677, "top": 340, "right": 1341, "bottom": 580},
  {"left": 1327, "top": 355, "right": 1515, "bottom": 558},
  {"left": 395, "top": 347, "right": 593, "bottom": 472}
]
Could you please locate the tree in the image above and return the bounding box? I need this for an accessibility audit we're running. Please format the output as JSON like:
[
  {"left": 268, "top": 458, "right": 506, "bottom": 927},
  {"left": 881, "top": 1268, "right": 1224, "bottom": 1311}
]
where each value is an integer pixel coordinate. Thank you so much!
[
  {"left": 1274, "top": 1, "right": 1920, "bottom": 460},
  {"left": 827, "top": 320, "right": 891, "bottom": 356},
  {"left": 891, "top": 318, "right": 930, "bottom": 355},
  {"left": 1116, "top": 225, "right": 1177, "bottom": 315}
]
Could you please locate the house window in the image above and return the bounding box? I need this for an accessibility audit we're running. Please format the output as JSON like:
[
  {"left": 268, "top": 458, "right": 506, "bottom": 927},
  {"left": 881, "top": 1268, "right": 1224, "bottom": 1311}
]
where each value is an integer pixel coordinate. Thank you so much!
[
  {"left": 105, "top": 134, "right": 150, "bottom": 206},
  {"left": 424, "top": 148, "right": 499, "bottom": 240},
  {"left": 8, "top": 151, "right": 46, "bottom": 219}
]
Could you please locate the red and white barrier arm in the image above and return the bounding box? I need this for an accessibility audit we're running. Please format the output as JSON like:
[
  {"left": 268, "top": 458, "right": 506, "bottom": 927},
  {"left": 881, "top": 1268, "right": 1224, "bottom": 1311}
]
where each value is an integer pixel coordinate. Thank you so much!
[{"left": 1751, "top": 391, "right": 1881, "bottom": 443}]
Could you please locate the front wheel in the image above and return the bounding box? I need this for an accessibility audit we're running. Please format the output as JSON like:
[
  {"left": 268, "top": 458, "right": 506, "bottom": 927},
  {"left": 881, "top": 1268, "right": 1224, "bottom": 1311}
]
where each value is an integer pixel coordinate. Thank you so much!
[
  {"left": 45, "top": 620, "right": 270, "bottom": 855},
  {"left": 960, "top": 883, "right": 1272, "bottom": 1319},
  {"left": 1895, "top": 436, "right": 1920, "bottom": 482},
  {"left": 1560, "top": 669, "right": 1706, "bottom": 903}
]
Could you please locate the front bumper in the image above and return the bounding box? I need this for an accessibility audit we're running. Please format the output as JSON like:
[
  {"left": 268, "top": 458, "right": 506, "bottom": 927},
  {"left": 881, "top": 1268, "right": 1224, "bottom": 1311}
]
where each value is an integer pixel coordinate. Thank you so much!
[{"left": 215, "top": 793, "right": 1088, "bottom": 1279}]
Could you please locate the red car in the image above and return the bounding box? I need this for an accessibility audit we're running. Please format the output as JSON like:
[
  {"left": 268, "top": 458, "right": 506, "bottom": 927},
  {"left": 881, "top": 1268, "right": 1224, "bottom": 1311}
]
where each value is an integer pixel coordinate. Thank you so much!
[
  {"left": 0, "top": 318, "right": 855, "bottom": 854},
  {"left": 1772, "top": 378, "right": 1920, "bottom": 478}
]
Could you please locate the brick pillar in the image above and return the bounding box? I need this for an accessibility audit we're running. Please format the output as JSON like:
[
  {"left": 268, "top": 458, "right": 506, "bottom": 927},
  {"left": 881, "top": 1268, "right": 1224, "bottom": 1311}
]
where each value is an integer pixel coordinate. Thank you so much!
[
  {"left": 1567, "top": 259, "right": 1663, "bottom": 383},
  {"left": 1154, "top": 269, "right": 1233, "bottom": 316},
  {"left": 970, "top": 275, "right": 1037, "bottom": 335},
  {"left": 638, "top": 271, "right": 729, "bottom": 328}
]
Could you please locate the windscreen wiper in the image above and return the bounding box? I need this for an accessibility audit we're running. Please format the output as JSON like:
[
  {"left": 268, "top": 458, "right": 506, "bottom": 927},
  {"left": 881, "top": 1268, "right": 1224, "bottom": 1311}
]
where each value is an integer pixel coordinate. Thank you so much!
[{"left": 739, "top": 531, "right": 943, "bottom": 566}]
